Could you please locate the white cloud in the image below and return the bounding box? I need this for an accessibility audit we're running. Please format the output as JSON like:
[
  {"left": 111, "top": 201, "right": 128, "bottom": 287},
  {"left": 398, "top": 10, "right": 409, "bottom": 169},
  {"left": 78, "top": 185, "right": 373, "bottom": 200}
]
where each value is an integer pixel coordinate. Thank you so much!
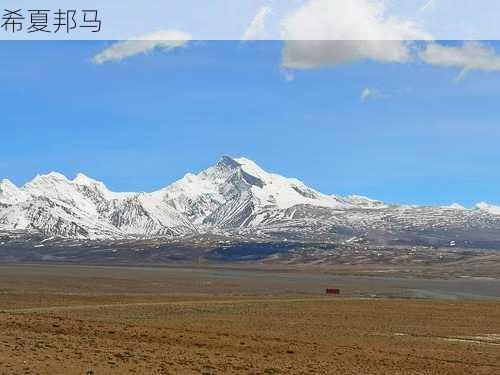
[
  {"left": 419, "top": 42, "right": 500, "bottom": 81},
  {"left": 242, "top": 6, "right": 273, "bottom": 40},
  {"left": 282, "top": 40, "right": 417, "bottom": 69},
  {"left": 93, "top": 30, "right": 191, "bottom": 64},
  {"left": 280, "top": 0, "right": 432, "bottom": 69},
  {"left": 281, "top": 0, "right": 431, "bottom": 41}
]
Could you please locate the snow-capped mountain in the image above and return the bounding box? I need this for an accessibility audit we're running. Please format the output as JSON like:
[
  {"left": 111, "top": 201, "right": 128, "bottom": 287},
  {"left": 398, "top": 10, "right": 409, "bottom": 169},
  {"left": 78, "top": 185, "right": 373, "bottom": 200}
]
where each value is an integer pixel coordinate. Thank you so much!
[
  {"left": 156, "top": 156, "right": 348, "bottom": 228},
  {"left": 2, "top": 156, "right": 500, "bottom": 242}
]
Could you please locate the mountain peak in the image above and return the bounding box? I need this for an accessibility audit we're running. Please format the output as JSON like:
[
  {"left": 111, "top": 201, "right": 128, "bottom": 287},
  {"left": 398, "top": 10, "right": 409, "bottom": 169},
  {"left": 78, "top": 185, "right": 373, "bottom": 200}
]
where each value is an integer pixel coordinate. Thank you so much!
[
  {"left": 216, "top": 155, "right": 241, "bottom": 170},
  {"left": 0, "top": 178, "right": 16, "bottom": 188},
  {"left": 449, "top": 203, "right": 466, "bottom": 210},
  {"left": 30, "top": 172, "right": 69, "bottom": 183},
  {"left": 233, "top": 157, "right": 268, "bottom": 179},
  {"left": 45, "top": 171, "right": 67, "bottom": 179},
  {"left": 475, "top": 202, "right": 500, "bottom": 215},
  {"left": 0, "top": 178, "right": 29, "bottom": 204},
  {"left": 73, "top": 173, "right": 101, "bottom": 186},
  {"left": 73, "top": 173, "right": 135, "bottom": 200},
  {"left": 22, "top": 172, "right": 70, "bottom": 193},
  {"left": 233, "top": 157, "right": 254, "bottom": 164},
  {"left": 214, "top": 156, "right": 268, "bottom": 177}
]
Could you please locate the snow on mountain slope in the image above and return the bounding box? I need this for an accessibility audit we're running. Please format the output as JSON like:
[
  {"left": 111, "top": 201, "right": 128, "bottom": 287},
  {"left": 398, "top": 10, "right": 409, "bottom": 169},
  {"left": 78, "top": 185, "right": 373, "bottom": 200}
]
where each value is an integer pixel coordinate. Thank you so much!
[
  {"left": 448, "top": 203, "right": 466, "bottom": 210},
  {"left": 475, "top": 202, "right": 500, "bottom": 216},
  {"left": 342, "top": 195, "right": 387, "bottom": 209},
  {"left": 73, "top": 173, "right": 135, "bottom": 201},
  {"left": 233, "top": 157, "right": 347, "bottom": 209},
  {"left": 1, "top": 155, "right": 500, "bottom": 240},
  {"left": 0, "top": 179, "right": 29, "bottom": 205},
  {"left": 1, "top": 171, "right": 196, "bottom": 238},
  {"left": 0, "top": 204, "right": 30, "bottom": 230},
  {"left": 23, "top": 172, "right": 100, "bottom": 218},
  {"left": 154, "top": 168, "right": 227, "bottom": 224},
  {"left": 156, "top": 156, "right": 349, "bottom": 228},
  {"left": 24, "top": 197, "right": 122, "bottom": 239}
]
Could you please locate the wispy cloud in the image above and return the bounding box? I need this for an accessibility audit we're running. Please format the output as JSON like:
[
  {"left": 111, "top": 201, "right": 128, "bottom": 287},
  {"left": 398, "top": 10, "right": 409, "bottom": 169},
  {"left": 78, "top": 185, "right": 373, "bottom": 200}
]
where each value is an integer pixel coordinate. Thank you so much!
[
  {"left": 419, "top": 42, "right": 500, "bottom": 81},
  {"left": 360, "top": 88, "right": 373, "bottom": 102},
  {"left": 360, "top": 88, "right": 384, "bottom": 102},
  {"left": 93, "top": 30, "right": 191, "bottom": 64},
  {"left": 281, "top": 0, "right": 432, "bottom": 69},
  {"left": 242, "top": 6, "right": 272, "bottom": 40},
  {"left": 418, "top": 0, "right": 436, "bottom": 14},
  {"left": 282, "top": 69, "right": 295, "bottom": 82}
]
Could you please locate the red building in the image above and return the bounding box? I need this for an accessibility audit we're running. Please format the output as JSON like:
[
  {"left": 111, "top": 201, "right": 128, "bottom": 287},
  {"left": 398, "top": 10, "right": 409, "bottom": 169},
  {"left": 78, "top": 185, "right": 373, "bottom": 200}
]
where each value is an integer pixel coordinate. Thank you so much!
[{"left": 326, "top": 288, "right": 340, "bottom": 295}]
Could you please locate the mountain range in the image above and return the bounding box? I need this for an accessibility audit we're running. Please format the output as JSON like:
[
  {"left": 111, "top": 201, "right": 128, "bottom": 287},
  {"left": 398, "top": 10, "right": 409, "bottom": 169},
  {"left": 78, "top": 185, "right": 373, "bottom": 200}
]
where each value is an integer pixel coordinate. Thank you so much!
[{"left": 2, "top": 156, "right": 500, "bottom": 247}]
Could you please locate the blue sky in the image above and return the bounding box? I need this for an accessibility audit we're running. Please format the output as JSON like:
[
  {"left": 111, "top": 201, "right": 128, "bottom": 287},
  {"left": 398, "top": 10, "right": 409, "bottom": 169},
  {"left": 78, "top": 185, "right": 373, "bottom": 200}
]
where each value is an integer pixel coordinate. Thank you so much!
[{"left": 1, "top": 41, "right": 500, "bottom": 207}]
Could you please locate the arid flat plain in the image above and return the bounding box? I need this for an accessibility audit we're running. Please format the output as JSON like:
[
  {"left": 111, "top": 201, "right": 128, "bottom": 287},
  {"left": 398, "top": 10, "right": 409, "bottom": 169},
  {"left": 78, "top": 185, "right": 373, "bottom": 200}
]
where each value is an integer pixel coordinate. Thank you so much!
[{"left": 0, "top": 264, "right": 499, "bottom": 374}]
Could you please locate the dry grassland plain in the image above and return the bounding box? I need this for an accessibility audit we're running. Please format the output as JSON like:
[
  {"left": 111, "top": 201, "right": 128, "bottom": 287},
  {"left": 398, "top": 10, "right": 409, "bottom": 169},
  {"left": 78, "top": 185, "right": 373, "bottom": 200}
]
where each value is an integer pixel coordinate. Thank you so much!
[{"left": 0, "top": 265, "right": 498, "bottom": 374}]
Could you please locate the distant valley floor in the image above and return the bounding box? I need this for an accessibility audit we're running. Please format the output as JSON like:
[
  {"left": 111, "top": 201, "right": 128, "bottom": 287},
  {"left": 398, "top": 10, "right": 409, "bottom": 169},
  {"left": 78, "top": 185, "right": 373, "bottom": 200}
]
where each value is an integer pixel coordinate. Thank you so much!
[{"left": 1, "top": 232, "right": 499, "bottom": 279}]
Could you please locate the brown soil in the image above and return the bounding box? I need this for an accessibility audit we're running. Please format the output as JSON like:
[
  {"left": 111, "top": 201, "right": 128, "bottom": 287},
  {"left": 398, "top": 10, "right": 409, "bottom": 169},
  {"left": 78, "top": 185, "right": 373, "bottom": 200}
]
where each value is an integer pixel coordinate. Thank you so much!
[{"left": 0, "top": 265, "right": 499, "bottom": 374}]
